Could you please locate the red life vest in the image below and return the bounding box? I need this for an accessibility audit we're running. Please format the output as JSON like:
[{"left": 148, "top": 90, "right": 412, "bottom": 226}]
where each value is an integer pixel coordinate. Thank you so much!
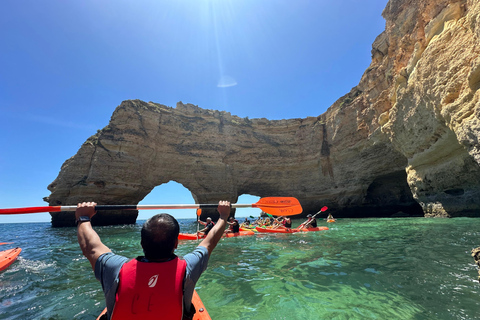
[{"left": 111, "top": 257, "right": 187, "bottom": 320}]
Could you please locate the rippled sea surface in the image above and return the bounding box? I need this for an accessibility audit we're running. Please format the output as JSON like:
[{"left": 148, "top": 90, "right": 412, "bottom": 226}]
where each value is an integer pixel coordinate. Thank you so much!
[{"left": 1, "top": 217, "right": 480, "bottom": 319}]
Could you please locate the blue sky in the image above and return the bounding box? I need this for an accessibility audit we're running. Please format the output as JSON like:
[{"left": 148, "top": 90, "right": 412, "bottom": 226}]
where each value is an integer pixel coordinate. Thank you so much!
[{"left": 0, "top": 0, "right": 388, "bottom": 223}]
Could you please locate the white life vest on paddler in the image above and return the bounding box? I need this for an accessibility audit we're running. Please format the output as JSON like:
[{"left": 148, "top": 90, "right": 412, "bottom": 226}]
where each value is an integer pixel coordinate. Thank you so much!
[{"left": 111, "top": 257, "right": 187, "bottom": 320}]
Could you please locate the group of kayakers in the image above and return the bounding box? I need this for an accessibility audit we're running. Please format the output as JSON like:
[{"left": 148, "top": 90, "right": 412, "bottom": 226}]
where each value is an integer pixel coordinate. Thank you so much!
[
  {"left": 196, "top": 212, "right": 332, "bottom": 238},
  {"left": 198, "top": 216, "right": 240, "bottom": 235},
  {"left": 198, "top": 211, "right": 336, "bottom": 235},
  {"left": 235, "top": 212, "right": 335, "bottom": 230},
  {"left": 238, "top": 215, "right": 292, "bottom": 229}
]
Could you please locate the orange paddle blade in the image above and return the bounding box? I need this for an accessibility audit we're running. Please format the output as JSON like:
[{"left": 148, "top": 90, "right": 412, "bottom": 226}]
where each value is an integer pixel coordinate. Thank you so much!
[
  {"left": 252, "top": 197, "right": 302, "bottom": 216},
  {"left": 196, "top": 209, "right": 202, "bottom": 216}
]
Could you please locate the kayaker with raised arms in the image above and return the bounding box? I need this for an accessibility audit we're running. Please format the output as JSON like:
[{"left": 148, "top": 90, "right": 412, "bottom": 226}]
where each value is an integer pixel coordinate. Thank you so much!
[
  {"left": 76, "top": 200, "right": 230, "bottom": 320},
  {"left": 198, "top": 217, "right": 215, "bottom": 235}
]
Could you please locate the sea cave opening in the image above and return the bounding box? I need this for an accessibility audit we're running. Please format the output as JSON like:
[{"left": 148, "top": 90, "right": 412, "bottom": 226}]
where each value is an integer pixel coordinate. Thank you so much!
[{"left": 138, "top": 181, "right": 196, "bottom": 221}]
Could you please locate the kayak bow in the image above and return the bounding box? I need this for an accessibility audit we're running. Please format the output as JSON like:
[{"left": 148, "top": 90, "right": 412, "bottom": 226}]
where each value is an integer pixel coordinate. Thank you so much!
[{"left": 0, "top": 247, "right": 22, "bottom": 272}]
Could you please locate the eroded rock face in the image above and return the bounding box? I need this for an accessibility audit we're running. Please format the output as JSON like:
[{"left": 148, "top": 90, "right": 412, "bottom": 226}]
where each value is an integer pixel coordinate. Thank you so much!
[
  {"left": 46, "top": 0, "right": 480, "bottom": 226},
  {"left": 379, "top": 0, "right": 480, "bottom": 216}
]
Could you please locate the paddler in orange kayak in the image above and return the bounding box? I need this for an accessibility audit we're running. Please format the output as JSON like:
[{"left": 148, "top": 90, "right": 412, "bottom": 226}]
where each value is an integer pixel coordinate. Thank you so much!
[
  {"left": 271, "top": 216, "right": 291, "bottom": 230},
  {"left": 225, "top": 216, "right": 240, "bottom": 234},
  {"left": 298, "top": 214, "right": 317, "bottom": 229},
  {"left": 198, "top": 217, "right": 215, "bottom": 236},
  {"left": 76, "top": 200, "right": 231, "bottom": 320},
  {"left": 281, "top": 216, "right": 292, "bottom": 229},
  {"left": 326, "top": 213, "right": 336, "bottom": 222}
]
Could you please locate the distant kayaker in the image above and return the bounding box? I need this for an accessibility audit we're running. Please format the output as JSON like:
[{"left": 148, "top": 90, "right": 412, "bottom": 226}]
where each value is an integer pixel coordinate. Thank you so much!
[
  {"left": 299, "top": 214, "right": 317, "bottom": 229},
  {"left": 252, "top": 217, "right": 262, "bottom": 226},
  {"left": 282, "top": 216, "right": 292, "bottom": 229},
  {"left": 75, "top": 200, "right": 231, "bottom": 320},
  {"left": 198, "top": 217, "right": 215, "bottom": 235},
  {"left": 240, "top": 217, "right": 252, "bottom": 229},
  {"left": 263, "top": 217, "right": 272, "bottom": 226},
  {"left": 225, "top": 216, "right": 240, "bottom": 233},
  {"left": 271, "top": 216, "right": 288, "bottom": 229},
  {"left": 327, "top": 213, "right": 335, "bottom": 222}
]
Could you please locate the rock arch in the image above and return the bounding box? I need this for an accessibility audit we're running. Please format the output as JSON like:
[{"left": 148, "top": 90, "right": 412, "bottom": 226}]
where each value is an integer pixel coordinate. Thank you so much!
[{"left": 46, "top": 100, "right": 414, "bottom": 226}]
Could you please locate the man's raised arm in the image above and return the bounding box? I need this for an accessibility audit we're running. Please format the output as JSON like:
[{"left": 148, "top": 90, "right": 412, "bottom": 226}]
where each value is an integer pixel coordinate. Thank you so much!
[
  {"left": 198, "top": 201, "right": 230, "bottom": 256},
  {"left": 76, "top": 202, "right": 111, "bottom": 270}
]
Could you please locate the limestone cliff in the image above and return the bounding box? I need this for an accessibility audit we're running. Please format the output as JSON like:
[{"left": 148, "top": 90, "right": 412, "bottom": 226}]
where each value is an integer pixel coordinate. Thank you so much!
[
  {"left": 46, "top": 0, "right": 480, "bottom": 226},
  {"left": 377, "top": 0, "right": 480, "bottom": 217}
]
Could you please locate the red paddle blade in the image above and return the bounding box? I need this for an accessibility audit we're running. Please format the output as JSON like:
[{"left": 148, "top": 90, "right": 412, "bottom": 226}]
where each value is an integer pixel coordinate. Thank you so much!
[
  {"left": 196, "top": 209, "right": 202, "bottom": 216},
  {"left": 320, "top": 206, "right": 328, "bottom": 212},
  {"left": 252, "top": 197, "right": 302, "bottom": 216}
]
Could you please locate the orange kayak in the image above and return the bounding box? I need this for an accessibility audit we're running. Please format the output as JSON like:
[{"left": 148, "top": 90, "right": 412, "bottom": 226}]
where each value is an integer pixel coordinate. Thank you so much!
[
  {"left": 255, "top": 226, "right": 329, "bottom": 233},
  {"left": 255, "top": 226, "right": 294, "bottom": 233},
  {"left": 96, "top": 289, "right": 211, "bottom": 320},
  {"left": 239, "top": 226, "right": 257, "bottom": 232},
  {"left": 295, "top": 226, "right": 329, "bottom": 232},
  {"left": 178, "top": 230, "right": 255, "bottom": 240},
  {"left": 191, "top": 289, "right": 211, "bottom": 320},
  {"left": 0, "top": 247, "right": 21, "bottom": 272}
]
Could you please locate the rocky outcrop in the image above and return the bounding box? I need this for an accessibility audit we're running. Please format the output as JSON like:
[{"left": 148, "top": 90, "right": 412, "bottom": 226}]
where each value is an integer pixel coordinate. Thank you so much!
[{"left": 46, "top": 0, "right": 480, "bottom": 226}]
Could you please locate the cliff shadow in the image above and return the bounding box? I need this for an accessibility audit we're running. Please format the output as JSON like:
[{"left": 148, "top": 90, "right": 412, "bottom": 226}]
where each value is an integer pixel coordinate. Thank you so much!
[{"left": 335, "top": 170, "right": 424, "bottom": 218}]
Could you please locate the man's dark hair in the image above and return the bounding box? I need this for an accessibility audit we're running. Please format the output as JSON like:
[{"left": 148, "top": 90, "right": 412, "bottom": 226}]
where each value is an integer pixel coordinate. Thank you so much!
[{"left": 141, "top": 213, "right": 180, "bottom": 260}]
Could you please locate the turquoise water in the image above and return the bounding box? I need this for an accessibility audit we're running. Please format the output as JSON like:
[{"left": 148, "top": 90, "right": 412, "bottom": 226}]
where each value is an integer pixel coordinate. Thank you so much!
[{"left": 1, "top": 218, "right": 480, "bottom": 319}]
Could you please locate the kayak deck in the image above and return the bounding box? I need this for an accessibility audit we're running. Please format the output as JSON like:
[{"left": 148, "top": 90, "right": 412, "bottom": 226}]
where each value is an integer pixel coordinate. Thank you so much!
[
  {"left": 0, "top": 247, "right": 22, "bottom": 272},
  {"left": 239, "top": 226, "right": 257, "bottom": 232},
  {"left": 223, "top": 230, "right": 255, "bottom": 237},
  {"left": 255, "top": 226, "right": 295, "bottom": 233},
  {"left": 96, "top": 289, "right": 211, "bottom": 320},
  {"left": 296, "top": 226, "right": 329, "bottom": 232},
  {"left": 192, "top": 289, "right": 211, "bottom": 320},
  {"left": 179, "top": 233, "right": 206, "bottom": 240}
]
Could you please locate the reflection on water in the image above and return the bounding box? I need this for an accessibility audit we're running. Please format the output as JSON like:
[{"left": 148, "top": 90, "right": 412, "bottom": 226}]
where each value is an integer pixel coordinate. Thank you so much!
[{"left": 1, "top": 218, "right": 480, "bottom": 319}]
